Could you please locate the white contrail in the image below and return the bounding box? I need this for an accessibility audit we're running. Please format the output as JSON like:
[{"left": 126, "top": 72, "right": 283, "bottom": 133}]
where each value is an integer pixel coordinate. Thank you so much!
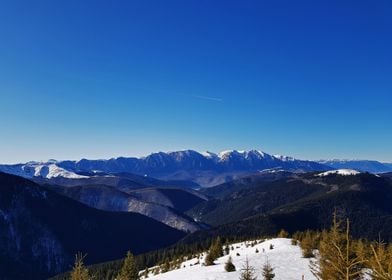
[{"left": 191, "top": 94, "right": 223, "bottom": 102}]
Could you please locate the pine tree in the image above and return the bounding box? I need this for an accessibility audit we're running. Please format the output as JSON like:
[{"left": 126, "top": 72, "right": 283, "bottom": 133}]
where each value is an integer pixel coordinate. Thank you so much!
[
  {"left": 224, "top": 245, "right": 230, "bottom": 255},
  {"left": 213, "top": 236, "right": 224, "bottom": 258},
  {"left": 205, "top": 237, "right": 223, "bottom": 266},
  {"left": 205, "top": 251, "right": 216, "bottom": 266},
  {"left": 301, "top": 230, "right": 314, "bottom": 258},
  {"left": 71, "top": 253, "right": 89, "bottom": 280},
  {"left": 224, "top": 256, "right": 236, "bottom": 272},
  {"left": 161, "top": 259, "right": 170, "bottom": 273},
  {"left": 292, "top": 231, "right": 303, "bottom": 242},
  {"left": 311, "top": 213, "right": 363, "bottom": 280},
  {"left": 142, "top": 267, "right": 149, "bottom": 279},
  {"left": 368, "top": 241, "right": 392, "bottom": 280},
  {"left": 354, "top": 239, "right": 368, "bottom": 265},
  {"left": 117, "top": 251, "right": 139, "bottom": 280},
  {"left": 239, "top": 257, "right": 257, "bottom": 280},
  {"left": 262, "top": 258, "right": 275, "bottom": 280},
  {"left": 278, "top": 229, "right": 289, "bottom": 238},
  {"left": 291, "top": 239, "right": 298, "bottom": 246},
  {"left": 174, "top": 258, "right": 182, "bottom": 269},
  {"left": 153, "top": 267, "right": 160, "bottom": 275}
]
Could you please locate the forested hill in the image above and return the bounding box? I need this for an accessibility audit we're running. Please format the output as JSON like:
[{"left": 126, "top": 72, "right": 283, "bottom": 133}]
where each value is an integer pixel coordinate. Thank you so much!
[{"left": 0, "top": 172, "right": 185, "bottom": 279}]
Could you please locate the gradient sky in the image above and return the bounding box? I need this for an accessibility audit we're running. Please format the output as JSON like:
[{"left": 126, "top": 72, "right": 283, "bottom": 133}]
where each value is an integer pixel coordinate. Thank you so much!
[{"left": 1, "top": 0, "right": 391, "bottom": 163}]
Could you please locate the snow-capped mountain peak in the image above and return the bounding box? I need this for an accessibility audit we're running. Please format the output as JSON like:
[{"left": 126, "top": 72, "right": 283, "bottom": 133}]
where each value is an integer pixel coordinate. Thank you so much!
[
  {"left": 217, "top": 150, "right": 268, "bottom": 161},
  {"left": 246, "top": 150, "right": 266, "bottom": 159},
  {"left": 218, "top": 150, "right": 246, "bottom": 159}
]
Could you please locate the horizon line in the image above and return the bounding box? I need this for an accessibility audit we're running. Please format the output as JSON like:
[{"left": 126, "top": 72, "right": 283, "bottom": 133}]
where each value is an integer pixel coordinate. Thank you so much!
[{"left": 1, "top": 148, "right": 391, "bottom": 165}]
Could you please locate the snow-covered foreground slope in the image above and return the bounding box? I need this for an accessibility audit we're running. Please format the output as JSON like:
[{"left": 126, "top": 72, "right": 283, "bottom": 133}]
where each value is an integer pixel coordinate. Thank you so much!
[{"left": 145, "top": 238, "right": 316, "bottom": 280}]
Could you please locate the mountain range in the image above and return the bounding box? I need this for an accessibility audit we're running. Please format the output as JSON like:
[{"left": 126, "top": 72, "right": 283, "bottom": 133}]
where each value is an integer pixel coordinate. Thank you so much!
[
  {"left": 0, "top": 150, "right": 330, "bottom": 188},
  {"left": 1, "top": 150, "right": 391, "bottom": 189}
]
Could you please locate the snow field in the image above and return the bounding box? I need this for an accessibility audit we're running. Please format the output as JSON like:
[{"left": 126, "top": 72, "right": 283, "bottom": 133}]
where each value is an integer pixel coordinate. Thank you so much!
[{"left": 143, "top": 238, "right": 316, "bottom": 280}]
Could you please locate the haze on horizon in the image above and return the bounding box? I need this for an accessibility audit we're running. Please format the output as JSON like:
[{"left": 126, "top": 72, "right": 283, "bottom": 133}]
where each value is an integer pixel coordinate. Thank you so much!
[{"left": 1, "top": 1, "right": 391, "bottom": 163}]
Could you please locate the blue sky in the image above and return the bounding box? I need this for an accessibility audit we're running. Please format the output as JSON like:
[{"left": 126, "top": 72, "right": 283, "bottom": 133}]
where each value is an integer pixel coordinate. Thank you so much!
[{"left": 1, "top": 0, "right": 391, "bottom": 163}]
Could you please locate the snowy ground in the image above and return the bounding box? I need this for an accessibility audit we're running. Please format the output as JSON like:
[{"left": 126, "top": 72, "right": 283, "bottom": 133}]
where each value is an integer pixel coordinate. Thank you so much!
[{"left": 144, "top": 238, "right": 316, "bottom": 280}]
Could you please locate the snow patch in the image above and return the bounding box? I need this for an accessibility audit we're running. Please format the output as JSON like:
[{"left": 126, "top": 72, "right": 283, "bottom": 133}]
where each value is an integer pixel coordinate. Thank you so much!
[
  {"left": 259, "top": 168, "right": 286, "bottom": 173},
  {"left": 201, "top": 151, "right": 218, "bottom": 159},
  {"left": 31, "top": 164, "right": 89, "bottom": 179},
  {"left": 274, "top": 155, "right": 296, "bottom": 161},
  {"left": 317, "top": 169, "right": 361, "bottom": 177}
]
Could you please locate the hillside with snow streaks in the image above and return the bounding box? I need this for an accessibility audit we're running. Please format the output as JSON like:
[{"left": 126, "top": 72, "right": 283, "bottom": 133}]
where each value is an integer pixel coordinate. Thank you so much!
[
  {"left": 51, "top": 185, "right": 203, "bottom": 232},
  {"left": 145, "top": 238, "right": 316, "bottom": 280}
]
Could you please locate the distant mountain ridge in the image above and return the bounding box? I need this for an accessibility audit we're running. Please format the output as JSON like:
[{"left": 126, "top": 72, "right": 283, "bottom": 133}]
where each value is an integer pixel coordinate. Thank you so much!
[
  {"left": 0, "top": 150, "right": 330, "bottom": 187},
  {"left": 2, "top": 150, "right": 391, "bottom": 187},
  {"left": 318, "top": 159, "right": 392, "bottom": 173}
]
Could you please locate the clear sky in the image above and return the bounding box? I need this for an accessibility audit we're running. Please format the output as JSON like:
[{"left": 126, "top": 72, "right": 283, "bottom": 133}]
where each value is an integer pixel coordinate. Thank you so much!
[{"left": 1, "top": 0, "right": 391, "bottom": 163}]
